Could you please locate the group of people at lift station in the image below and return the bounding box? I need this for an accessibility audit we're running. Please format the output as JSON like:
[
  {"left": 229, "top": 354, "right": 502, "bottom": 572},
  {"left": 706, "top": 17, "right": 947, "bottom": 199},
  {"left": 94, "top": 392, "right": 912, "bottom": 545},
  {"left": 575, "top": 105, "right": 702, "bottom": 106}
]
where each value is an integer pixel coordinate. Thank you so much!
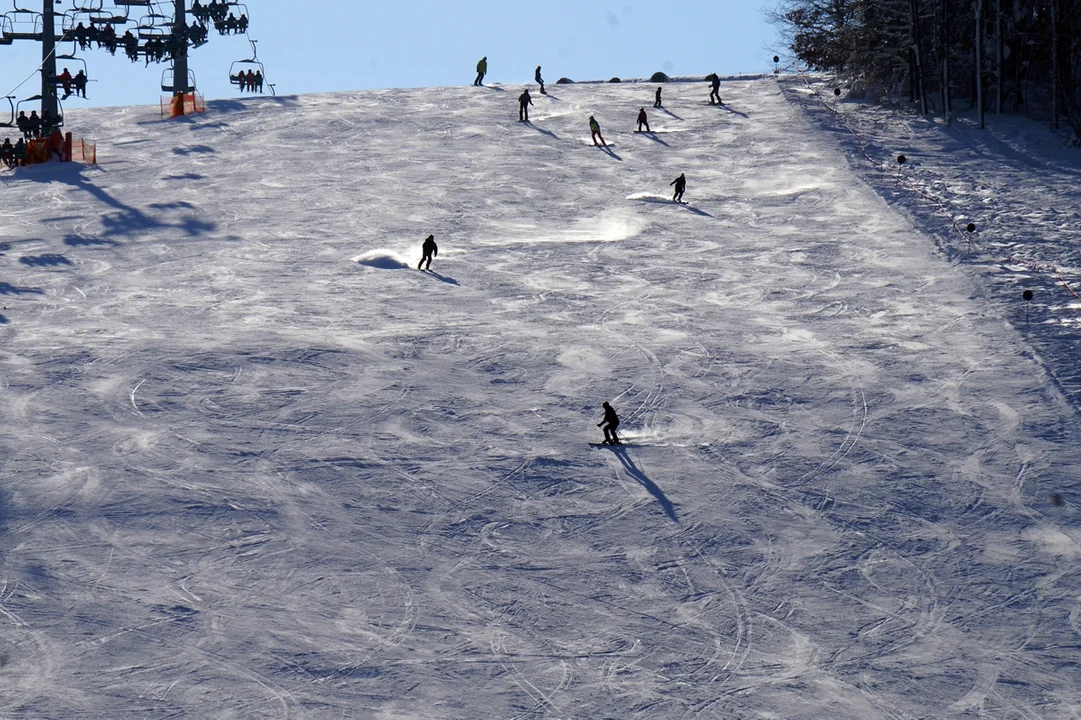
[{"left": 2, "top": 113, "right": 72, "bottom": 167}]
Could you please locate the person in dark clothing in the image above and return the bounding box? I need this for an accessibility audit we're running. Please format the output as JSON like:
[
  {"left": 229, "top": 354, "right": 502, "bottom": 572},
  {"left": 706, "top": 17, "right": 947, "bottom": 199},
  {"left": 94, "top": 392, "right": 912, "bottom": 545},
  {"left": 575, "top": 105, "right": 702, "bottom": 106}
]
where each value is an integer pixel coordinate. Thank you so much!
[
  {"left": 0, "top": 138, "right": 14, "bottom": 168},
  {"left": 26, "top": 111, "right": 41, "bottom": 139},
  {"left": 654, "top": 86, "right": 662, "bottom": 108},
  {"left": 518, "top": 89, "right": 533, "bottom": 122},
  {"left": 73, "top": 70, "right": 87, "bottom": 98},
  {"left": 708, "top": 73, "right": 722, "bottom": 105},
  {"left": 636, "top": 107, "right": 650, "bottom": 132},
  {"left": 474, "top": 56, "right": 487, "bottom": 86},
  {"left": 535, "top": 65, "right": 545, "bottom": 94},
  {"left": 15, "top": 111, "right": 29, "bottom": 139},
  {"left": 670, "top": 173, "right": 686, "bottom": 203},
  {"left": 598, "top": 401, "right": 621, "bottom": 445},
  {"left": 418, "top": 234, "right": 438, "bottom": 270},
  {"left": 12, "top": 137, "right": 26, "bottom": 167}
]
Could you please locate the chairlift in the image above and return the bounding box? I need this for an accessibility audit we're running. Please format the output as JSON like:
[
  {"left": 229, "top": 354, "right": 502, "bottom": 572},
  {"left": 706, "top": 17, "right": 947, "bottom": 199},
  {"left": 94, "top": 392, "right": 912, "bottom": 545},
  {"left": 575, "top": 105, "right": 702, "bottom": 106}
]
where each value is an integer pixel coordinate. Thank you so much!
[
  {"left": 161, "top": 66, "right": 195, "bottom": 94},
  {"left": 68, "top": 0, "right": 103, "bottom": 12},
  {"left": 2, "top": 7, "right": 44, "bottom": 40},
  {"left": 54, "top": 54, "right": 89, "bottom": 99},
  {"left": 0, "top": 96, "right": 15, "bottom": 127},
  {"left": 228, "top": 39, "right": 272, "bottom": 95},
  {"left": 16, "top": 94, "right": 65, "bottom": 129}
]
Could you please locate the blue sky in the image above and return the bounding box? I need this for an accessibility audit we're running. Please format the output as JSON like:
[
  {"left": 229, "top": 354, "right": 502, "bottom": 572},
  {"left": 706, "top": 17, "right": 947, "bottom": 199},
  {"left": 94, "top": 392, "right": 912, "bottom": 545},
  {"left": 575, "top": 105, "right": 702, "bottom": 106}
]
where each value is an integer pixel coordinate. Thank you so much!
[{"left": 1, "top": 1, "right": 782, "bottom": 109}]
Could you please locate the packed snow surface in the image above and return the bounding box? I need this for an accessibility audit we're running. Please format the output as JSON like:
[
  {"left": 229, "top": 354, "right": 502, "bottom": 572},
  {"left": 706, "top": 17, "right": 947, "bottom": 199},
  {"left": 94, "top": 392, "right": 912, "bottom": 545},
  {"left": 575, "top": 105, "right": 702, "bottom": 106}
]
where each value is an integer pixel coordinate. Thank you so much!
[{"left": 1, "top": 77, "right": 1081, "bottom": 718}]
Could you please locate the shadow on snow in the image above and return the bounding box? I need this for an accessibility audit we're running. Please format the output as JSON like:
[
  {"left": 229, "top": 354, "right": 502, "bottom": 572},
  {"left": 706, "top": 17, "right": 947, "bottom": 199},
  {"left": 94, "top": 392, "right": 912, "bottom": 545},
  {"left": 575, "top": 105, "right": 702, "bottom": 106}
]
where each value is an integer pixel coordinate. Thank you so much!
[{"left": 610, "top": 446, "right": 678, "bottom": 523}]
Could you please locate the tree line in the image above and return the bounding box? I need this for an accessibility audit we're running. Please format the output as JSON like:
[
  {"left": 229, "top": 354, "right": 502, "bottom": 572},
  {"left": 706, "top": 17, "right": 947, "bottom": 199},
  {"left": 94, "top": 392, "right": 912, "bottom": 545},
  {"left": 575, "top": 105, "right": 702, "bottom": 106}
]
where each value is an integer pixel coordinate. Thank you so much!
[{"left": 769, "top": 0, "right": 1081, "bottom": 136}]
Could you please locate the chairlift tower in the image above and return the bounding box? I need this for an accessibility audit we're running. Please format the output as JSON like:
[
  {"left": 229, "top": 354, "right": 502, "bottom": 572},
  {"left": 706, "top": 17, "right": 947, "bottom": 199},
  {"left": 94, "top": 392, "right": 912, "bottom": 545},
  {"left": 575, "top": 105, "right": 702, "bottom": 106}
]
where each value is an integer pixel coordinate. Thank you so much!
[
  {"left": 0, "top": 1, "right": 64, "bottom": 126},
  {"left": 40, "top": 0, "right": 58, "bottom": 123},
  {"left": 161, "top": 0, "right": 192, "bottom": 98}
]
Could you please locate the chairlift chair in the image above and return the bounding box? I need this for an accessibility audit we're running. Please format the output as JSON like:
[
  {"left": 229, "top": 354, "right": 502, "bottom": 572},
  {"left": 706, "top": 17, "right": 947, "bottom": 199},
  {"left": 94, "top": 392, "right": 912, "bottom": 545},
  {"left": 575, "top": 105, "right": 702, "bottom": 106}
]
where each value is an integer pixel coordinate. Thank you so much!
[
  {"left": 161, "top": 66, "right": 196, "bottom": 94},
  {"left": 228, "top": 37, "right": 272, "bottom": 94},
  {"left": 54, "top": 54, "right": 89, "bottom": 99},
  {"left": 2, "top": 8, "right": 44, "bottom": 40},
  {"left": 16, "top": 94, "right": 65, "bottom": 129},
  {"left": 68, "top": 0, "right": 103, "bottom": 12},
  {"left": 0, "top": 96, "right": 15, "bottom": 127}
]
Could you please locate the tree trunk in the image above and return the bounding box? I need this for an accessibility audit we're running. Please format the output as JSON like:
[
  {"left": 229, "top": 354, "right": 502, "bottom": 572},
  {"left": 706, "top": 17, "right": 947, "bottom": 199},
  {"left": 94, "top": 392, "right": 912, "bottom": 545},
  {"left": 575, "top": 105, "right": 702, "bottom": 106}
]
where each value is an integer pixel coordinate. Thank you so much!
[
  {"left": 976, "top": 0, "right": 985, "bottom": 128},
  {"left": 1051, "top": 0, "right": 1060, "bottom": 130}
]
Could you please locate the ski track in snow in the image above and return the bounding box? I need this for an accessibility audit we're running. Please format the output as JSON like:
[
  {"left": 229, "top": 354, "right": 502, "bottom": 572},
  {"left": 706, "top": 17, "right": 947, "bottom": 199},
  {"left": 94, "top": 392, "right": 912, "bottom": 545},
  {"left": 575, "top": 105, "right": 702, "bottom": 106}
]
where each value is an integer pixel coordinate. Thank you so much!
[{"left": 0, "top": 78, "right": 1080, "bottom": 718}]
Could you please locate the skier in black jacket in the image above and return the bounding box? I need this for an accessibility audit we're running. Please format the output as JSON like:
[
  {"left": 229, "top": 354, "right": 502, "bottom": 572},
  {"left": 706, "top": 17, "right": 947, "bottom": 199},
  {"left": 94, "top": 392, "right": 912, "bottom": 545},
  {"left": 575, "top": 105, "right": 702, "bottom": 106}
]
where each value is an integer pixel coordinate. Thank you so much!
[
  {"left": 418, "top": 234, "right": 438, "bottom": 270},
  {"left": 598, "top": 401, "right": 621, "bottom": 445},
  {"left": 518, "top": 89, "right": 533, "bottom": 122},
  {"left": 670, "top": 173, "right": 686, "bottom": 203}
]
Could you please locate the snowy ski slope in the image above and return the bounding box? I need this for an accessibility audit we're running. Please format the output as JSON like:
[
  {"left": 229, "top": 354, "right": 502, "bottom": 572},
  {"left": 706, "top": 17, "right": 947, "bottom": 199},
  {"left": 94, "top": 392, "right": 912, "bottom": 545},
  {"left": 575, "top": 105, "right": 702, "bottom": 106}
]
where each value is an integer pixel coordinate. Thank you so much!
[{"left": 2, "top": 76, "right": 1081, "bottom": 718}]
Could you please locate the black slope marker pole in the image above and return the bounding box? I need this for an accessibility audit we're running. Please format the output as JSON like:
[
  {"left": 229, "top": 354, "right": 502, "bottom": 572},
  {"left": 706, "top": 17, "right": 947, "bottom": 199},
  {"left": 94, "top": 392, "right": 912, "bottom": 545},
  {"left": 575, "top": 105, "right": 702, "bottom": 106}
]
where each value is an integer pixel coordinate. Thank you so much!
[
  {"left": 965, "top": 222, "right": 976, "bottom": 252},
  {"left": 1023, "top": 289, "right": 1033, "bottom": 325}
]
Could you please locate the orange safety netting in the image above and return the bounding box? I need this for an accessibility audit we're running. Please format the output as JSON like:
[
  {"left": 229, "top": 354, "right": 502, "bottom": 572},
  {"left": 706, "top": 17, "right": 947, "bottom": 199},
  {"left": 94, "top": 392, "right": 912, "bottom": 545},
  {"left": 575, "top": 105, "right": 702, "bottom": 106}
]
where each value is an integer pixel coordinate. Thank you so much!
[
  {"left": 22, "top": 132, "right": 97, "bottom": 166},
  {"left": 161, "top": 92, "right": 206, "bottom": 118}
]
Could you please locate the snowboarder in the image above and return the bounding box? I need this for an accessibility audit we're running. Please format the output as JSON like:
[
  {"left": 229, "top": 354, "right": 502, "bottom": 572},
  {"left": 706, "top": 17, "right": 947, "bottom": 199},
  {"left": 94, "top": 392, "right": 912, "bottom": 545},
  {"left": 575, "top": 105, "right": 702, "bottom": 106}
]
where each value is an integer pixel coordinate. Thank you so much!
[
  {"left": 588, "top": 115, "right": 607, "bottom": 147},
  {"left": 598, "top": 401, "right": 621, "bottom": 445},
  {"left": 418, "top": 234, "right": 438, "bottom": 270},
  {"left": 670, "top": 173, "right": 686, "bottom": 203},
  {"left": 518, "top": 89, "right": 533, "bottom": 122},
  {"left": 654, "top": 86, "right": 662, "bottom": 108},
  {"left": 474, "top": 56, "right": 487, "bottom": 86},
  {"left": 708, "top": 73, "right": 722, "bottom": 105},
  {"left": 636, "top": 108, "right": 650, "bottom": 133},
  {"left": 535, "top": 65, "right": 545, "bottom": 94}
]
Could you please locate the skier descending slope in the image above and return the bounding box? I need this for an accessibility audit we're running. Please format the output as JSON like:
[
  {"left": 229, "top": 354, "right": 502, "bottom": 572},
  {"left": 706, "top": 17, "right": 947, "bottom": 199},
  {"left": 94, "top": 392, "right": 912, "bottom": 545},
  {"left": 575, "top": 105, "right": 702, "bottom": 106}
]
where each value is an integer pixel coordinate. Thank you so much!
[
  {"left": 707, "top": 73, "right": 722, "bottom": 105},
  {"left": 670, "top": 173, "right": 686, "bottom": 203},
  {"left": 636, "top": 108, "right": 650, "bottom": 133},
  {"left": 518, "top": 89, "right": 533, "bottom": 122},
  {"left": 418, "top": 234, "right": 438, "bottom": 270},
  {"left": 588, "top": 116, "right": 607, "bottom": 147},
  {"left": 597, "top": 401, "right": 621, "bottom": 445},
  {"left": 535, "top": 65, "right": 545, "bottom": 94}
]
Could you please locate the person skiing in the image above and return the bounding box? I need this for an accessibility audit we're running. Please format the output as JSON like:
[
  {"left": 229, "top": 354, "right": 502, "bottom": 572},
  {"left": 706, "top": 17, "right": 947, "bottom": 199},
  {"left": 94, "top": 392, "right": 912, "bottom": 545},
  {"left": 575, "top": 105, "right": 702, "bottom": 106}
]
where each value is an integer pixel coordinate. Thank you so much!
[
  {"left": 418, "top": 234, "right": 438, "bottom": 270},
  {"left": 708, "top": 73, "right": 722, "bottom": 105},
  {"left": 654, "top": 86, "right": 662, "bottom": 108},
  {"left": 670, "top": 173, "right": 686, "bottom": 203},
  {"left": 636, "top": 108, "right": 650, "bottom": 133},
  {"left": 474, "top": 56, "right": 487, "bottom": 86},
  {"left": 518, "top": 89, "right": 533, "bottom": 122},
  {"left": 588, "top": 115, "right": 607, "bottom": 147},
  {"left": 598, "top": 401, "right": 621, "bottom": 445},
  {"left": 535, "top": 65, "right": 545, "bottom": 94}
]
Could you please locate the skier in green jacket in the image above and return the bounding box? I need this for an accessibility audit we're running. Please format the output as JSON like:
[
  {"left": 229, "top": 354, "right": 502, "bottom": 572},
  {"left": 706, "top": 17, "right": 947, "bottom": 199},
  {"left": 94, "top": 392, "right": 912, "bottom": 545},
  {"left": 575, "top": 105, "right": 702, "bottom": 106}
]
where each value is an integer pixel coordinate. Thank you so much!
[
  {"left": 589, "top": 116, "right": 607, "bottom": 147},
  {"left": 474, "top": 57, "right": 487, "bottom": 86}
]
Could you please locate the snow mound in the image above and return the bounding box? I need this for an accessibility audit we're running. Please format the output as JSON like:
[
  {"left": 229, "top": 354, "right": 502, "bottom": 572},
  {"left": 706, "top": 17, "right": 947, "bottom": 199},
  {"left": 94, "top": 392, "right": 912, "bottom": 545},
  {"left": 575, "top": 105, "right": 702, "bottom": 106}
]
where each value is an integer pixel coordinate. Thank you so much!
[{"left": 351, "top": 249, "right": 412, "bottom": 269}]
